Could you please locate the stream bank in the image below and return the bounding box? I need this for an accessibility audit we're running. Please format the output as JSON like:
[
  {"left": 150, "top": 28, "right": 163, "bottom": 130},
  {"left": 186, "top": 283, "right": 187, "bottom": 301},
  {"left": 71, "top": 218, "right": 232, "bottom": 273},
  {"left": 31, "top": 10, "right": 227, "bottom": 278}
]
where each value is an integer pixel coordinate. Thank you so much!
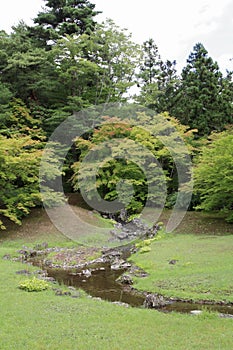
[{"left": 10, "top": 242, "right": 233, "bottom": 318}]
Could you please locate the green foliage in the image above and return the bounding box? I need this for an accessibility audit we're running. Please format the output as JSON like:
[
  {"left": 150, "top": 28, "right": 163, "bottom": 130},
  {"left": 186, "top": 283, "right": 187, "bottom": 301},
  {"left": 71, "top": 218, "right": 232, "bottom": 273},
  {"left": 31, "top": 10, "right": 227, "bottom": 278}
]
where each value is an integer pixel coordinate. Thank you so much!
[
  {"left": 88, "top": 19, "right": 140, "bottom": 103},
  {"left": 18, "top": 277, "right": 49, "bottom": 292},
  {"left": 50, "top": 20, "right": 140, "bottom": 112},
  {"left": 136, "top": 239, "right": 154, "bottom": 249},
  {"left": 0, "top": 82, "right": 12, "bottom": 128},
  {"left": 0, "top": 23, "right": 62, "bottom": 107},
  {"left": 32, "top": 0, "right": 100, "bottom": 44},
  {"left": 0, "top": 101, "right": 44, "bottom": 228},
  {"left": 0, "top": 82, "right": 12, "bottom": 105},
  {"left": 0, "top": 135, "right": 41, "bottom": 228},
  {"left": 138, "top": 39, "right": 161, "bottom": 85},
  {"left": 0, "top": 0, "right": 232, "bottom": 229},
  {"left": 194, "top": 128, "right": 233, "bottom": 222},
  {"left": 72, "top": 113, "right": 195, "bottom": 216},
  {"left": 135, "top": 229, "right": 166, "bottom": 251},
  {"left": 0, "top": 100, "right": 64, "bottom": 229},
  {"left": 139, "top": 246, "right": 151, "bottom": 253},
  {"left": 136, "top": 38, "right": 178, "bottom": 113},
  {"left": 136, "top": 38, "right": 161, "bottom": 110},
  {"left": 171, "top": 43, "right": 233, "bottom": 136}
]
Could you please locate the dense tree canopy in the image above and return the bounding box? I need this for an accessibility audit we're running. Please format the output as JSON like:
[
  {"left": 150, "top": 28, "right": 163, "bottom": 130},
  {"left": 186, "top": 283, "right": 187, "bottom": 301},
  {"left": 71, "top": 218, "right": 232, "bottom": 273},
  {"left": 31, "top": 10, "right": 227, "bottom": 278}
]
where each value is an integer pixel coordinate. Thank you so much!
[
  {"left": 0, "top": 100, "right": 62, "bottom": 228},
  {"left": 0, "top": 1, "right": 232, "bottom": 228},
  {"left": 170, "top": 43, "right": 233, "bottom": 136},
  {"left": 71, "top": 113, "right": 195, "bottom": 216},
  {"left": 195, "top": 128, "right": 233, "bottom": 222},
  {"left": 49, "top": 20, "right": 140, "bottom": 112}
]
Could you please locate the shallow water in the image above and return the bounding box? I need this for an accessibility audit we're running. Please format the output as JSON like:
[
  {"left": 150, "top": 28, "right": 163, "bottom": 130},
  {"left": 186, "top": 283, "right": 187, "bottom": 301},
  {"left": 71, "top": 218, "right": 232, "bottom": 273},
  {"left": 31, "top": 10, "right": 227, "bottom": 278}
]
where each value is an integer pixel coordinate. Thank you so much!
[
  {"left": 46, "top": 262, "right": 145, "bottom": 307},
  {"left": 41, "top": 260, "right": 233, "bottom": 316},
  {"left": 159, "top": 301, "right": 233, "bottom": 315}
]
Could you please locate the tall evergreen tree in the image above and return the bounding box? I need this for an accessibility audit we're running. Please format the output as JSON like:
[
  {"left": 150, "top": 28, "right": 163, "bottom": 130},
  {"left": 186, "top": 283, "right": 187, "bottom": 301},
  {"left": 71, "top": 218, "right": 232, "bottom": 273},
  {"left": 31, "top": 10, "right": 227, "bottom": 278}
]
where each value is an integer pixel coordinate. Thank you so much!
[
  {"left": 156, "top": 59, "right": 179, "bottom": 113},
  {"left": 136, "top": 39, "right": 161, "bottom": 110},
  {"left": 138, "top": 38, "right": 161, "bottom": 85},
  {"left": 171, "top": 43, "right": 233, "bottom": 136},
  {"left": 0, "top": 23, "right": 65, "bottom": 107},
  {"left": 32, "top": 0, "right": 100, "bottom": 45},
  {"left": 136, "top": 38, "right": 178, "bottom": 112}
]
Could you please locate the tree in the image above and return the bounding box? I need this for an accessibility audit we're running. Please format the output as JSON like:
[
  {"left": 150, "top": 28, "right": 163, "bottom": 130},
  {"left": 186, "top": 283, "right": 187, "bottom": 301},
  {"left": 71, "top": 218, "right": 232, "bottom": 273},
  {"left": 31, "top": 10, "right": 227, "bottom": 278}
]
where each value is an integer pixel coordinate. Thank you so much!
[
  {"left": 85, "top": 19, "right": 141, "bottom": 105},
  {"left": 51, "top": 20, "right": 140, "bottom": 112},
  {"left": 136, "top": 38, "right": 178, "bottom": 112},
  {"left": 0, "top": 23, "right": 63, "bottom": 107},
  {"left": 32, "top": 0, "right": 100, "bottom": 45},
  {"left": 0, "top": 19, "right": 140, "bottom": 118},
  {"left": 0, "top": 82, "right": 13, "bottom": 129},
  {"left": 0, "top": 134, "right": 43, "bottom": 229},
  {"left": 136, "top": 39, "right": 161, "bottom": 110},
  {"left": 171, "top": 43, "right": 233, "bottom": 136},
  {"left": 156, "top": 59, "right": 179, "bottom": 113},
  {"left": 194, "top": 128, "right": 233, "bottom": 222},
  {"left": 0, "top": 100, "right": 63, "bottom": 229},
  {"left": 71, "top": 113, "right": 195, "bottom": 217},
  {"left": 1, "top": 99, "right": 45, "bottom": 138},
  {"left": 51, "top": 33, "right": 102, "bottom": 111},
  {"left": 138, "top": 39, "right": 161, "bottom": 86}
]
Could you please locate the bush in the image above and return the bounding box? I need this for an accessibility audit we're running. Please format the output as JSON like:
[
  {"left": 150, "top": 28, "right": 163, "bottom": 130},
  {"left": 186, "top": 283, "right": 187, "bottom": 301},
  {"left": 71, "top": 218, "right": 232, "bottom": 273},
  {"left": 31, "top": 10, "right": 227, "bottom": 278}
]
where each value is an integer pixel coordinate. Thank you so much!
[{"left": 18, "top": 277, "right": 49, "bottom": 292}]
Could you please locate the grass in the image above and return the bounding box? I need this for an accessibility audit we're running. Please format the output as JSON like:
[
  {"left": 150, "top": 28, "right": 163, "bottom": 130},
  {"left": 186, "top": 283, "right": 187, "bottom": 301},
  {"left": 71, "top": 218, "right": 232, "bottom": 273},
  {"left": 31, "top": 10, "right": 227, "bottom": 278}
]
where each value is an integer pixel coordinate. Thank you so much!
[
  {"left": 0, "top": 206, "right": 233, "bottom": 349},
  {"left": 142, "top": 208, "right": 233, "bottom": 235},
  {"left": 130, "top": 233, "right": 233, "bottom": 302},
  {"left": 0, "top": 248, "right": 232, "bottom": 350},
  {"left": 0, "top": 205, "right": 114, "bottom": 248}
]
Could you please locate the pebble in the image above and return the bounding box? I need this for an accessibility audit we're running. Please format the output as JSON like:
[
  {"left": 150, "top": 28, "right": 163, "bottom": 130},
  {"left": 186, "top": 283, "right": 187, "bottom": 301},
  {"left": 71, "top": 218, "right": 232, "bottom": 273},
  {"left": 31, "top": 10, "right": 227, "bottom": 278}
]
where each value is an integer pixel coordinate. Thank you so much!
[{"left": 190, "top": 310, "right": 202, "bottom": 315}]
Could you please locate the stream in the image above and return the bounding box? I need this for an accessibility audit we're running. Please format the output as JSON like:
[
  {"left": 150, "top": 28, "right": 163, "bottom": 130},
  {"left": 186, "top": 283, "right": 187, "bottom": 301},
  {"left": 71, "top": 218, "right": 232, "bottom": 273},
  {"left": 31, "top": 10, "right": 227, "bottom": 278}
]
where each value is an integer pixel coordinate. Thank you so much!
[
  {"left": 46, "top": 262, "right": 145, "bottom": 307},
  {"left": 31, "top": 251, "right": 233, "bottom": 317}
]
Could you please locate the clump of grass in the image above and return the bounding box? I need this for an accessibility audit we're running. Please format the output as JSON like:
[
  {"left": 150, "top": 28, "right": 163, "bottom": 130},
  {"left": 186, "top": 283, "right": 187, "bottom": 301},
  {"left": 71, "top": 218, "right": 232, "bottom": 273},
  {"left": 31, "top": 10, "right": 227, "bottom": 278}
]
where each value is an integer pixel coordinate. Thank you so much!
[
  {"left": 139, "top": 246, "right": 151, "bottom": 254},
  {"left": 135, "top": 228, "right": 167, "bottom": 253}
]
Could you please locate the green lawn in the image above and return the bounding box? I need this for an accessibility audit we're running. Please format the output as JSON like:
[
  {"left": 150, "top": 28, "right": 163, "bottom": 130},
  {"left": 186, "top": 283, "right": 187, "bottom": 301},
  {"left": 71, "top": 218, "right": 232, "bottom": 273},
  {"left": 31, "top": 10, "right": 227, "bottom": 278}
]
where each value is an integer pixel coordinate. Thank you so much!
[
  {"left": 0, "top": 247, "right": 232, "bottom": 350},
  {"left": 130, "top": 234, "right": 233, "bottom": 302},
  {"left": 0, "top": 209, "right": 233, "bottom": 349}
]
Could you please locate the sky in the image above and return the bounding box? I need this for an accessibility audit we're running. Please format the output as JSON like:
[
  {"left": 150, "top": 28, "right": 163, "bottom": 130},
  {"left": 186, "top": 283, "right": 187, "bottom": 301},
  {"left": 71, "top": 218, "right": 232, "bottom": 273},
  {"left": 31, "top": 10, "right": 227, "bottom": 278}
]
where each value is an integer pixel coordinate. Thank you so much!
[{"left": 0, "top": 0, "right": 232, "bottom": 73}]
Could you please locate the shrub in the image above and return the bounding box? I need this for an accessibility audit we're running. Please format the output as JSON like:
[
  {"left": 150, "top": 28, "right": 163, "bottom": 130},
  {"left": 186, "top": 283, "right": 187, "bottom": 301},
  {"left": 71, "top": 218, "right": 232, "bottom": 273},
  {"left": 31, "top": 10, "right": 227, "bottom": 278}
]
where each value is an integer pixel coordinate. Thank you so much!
[{"left": 18, "top": 277, "right": 49, "bottom": 292}]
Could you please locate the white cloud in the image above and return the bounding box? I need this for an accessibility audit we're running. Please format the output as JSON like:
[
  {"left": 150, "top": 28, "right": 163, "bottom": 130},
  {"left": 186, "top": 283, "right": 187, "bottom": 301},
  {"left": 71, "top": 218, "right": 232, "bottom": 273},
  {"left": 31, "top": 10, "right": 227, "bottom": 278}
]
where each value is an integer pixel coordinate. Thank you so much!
[
  {"left": 1, "top": 0, "right": 43, "bottom": 31},
  {"left": 93, "top": 0, "right": 232, "bottom": 72}
]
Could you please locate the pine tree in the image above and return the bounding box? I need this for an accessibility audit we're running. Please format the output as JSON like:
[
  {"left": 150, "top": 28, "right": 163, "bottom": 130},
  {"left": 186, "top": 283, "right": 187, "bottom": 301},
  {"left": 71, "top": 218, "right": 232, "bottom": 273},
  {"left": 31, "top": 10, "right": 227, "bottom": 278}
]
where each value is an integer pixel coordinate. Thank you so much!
[
  {"left": 156, "top": 59, "right": 178, "bottom": 113},
  {"left": 32, "top": 0, "right": 100, "bottom": 45},
  {"left": 138, "top": 39, "right": 161, "bottom": 85},
  {"left": 136, "top": 39, "right": 178, "bottom": 112},
  {"left": 136, "top": 39, "right": 161, "bottom": 110},
  {"left": 171, "top": 43, "right": 233, "bottom": 136},
  {"left": 0, "top": 22, "right": 65, "bottom": 107}
]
